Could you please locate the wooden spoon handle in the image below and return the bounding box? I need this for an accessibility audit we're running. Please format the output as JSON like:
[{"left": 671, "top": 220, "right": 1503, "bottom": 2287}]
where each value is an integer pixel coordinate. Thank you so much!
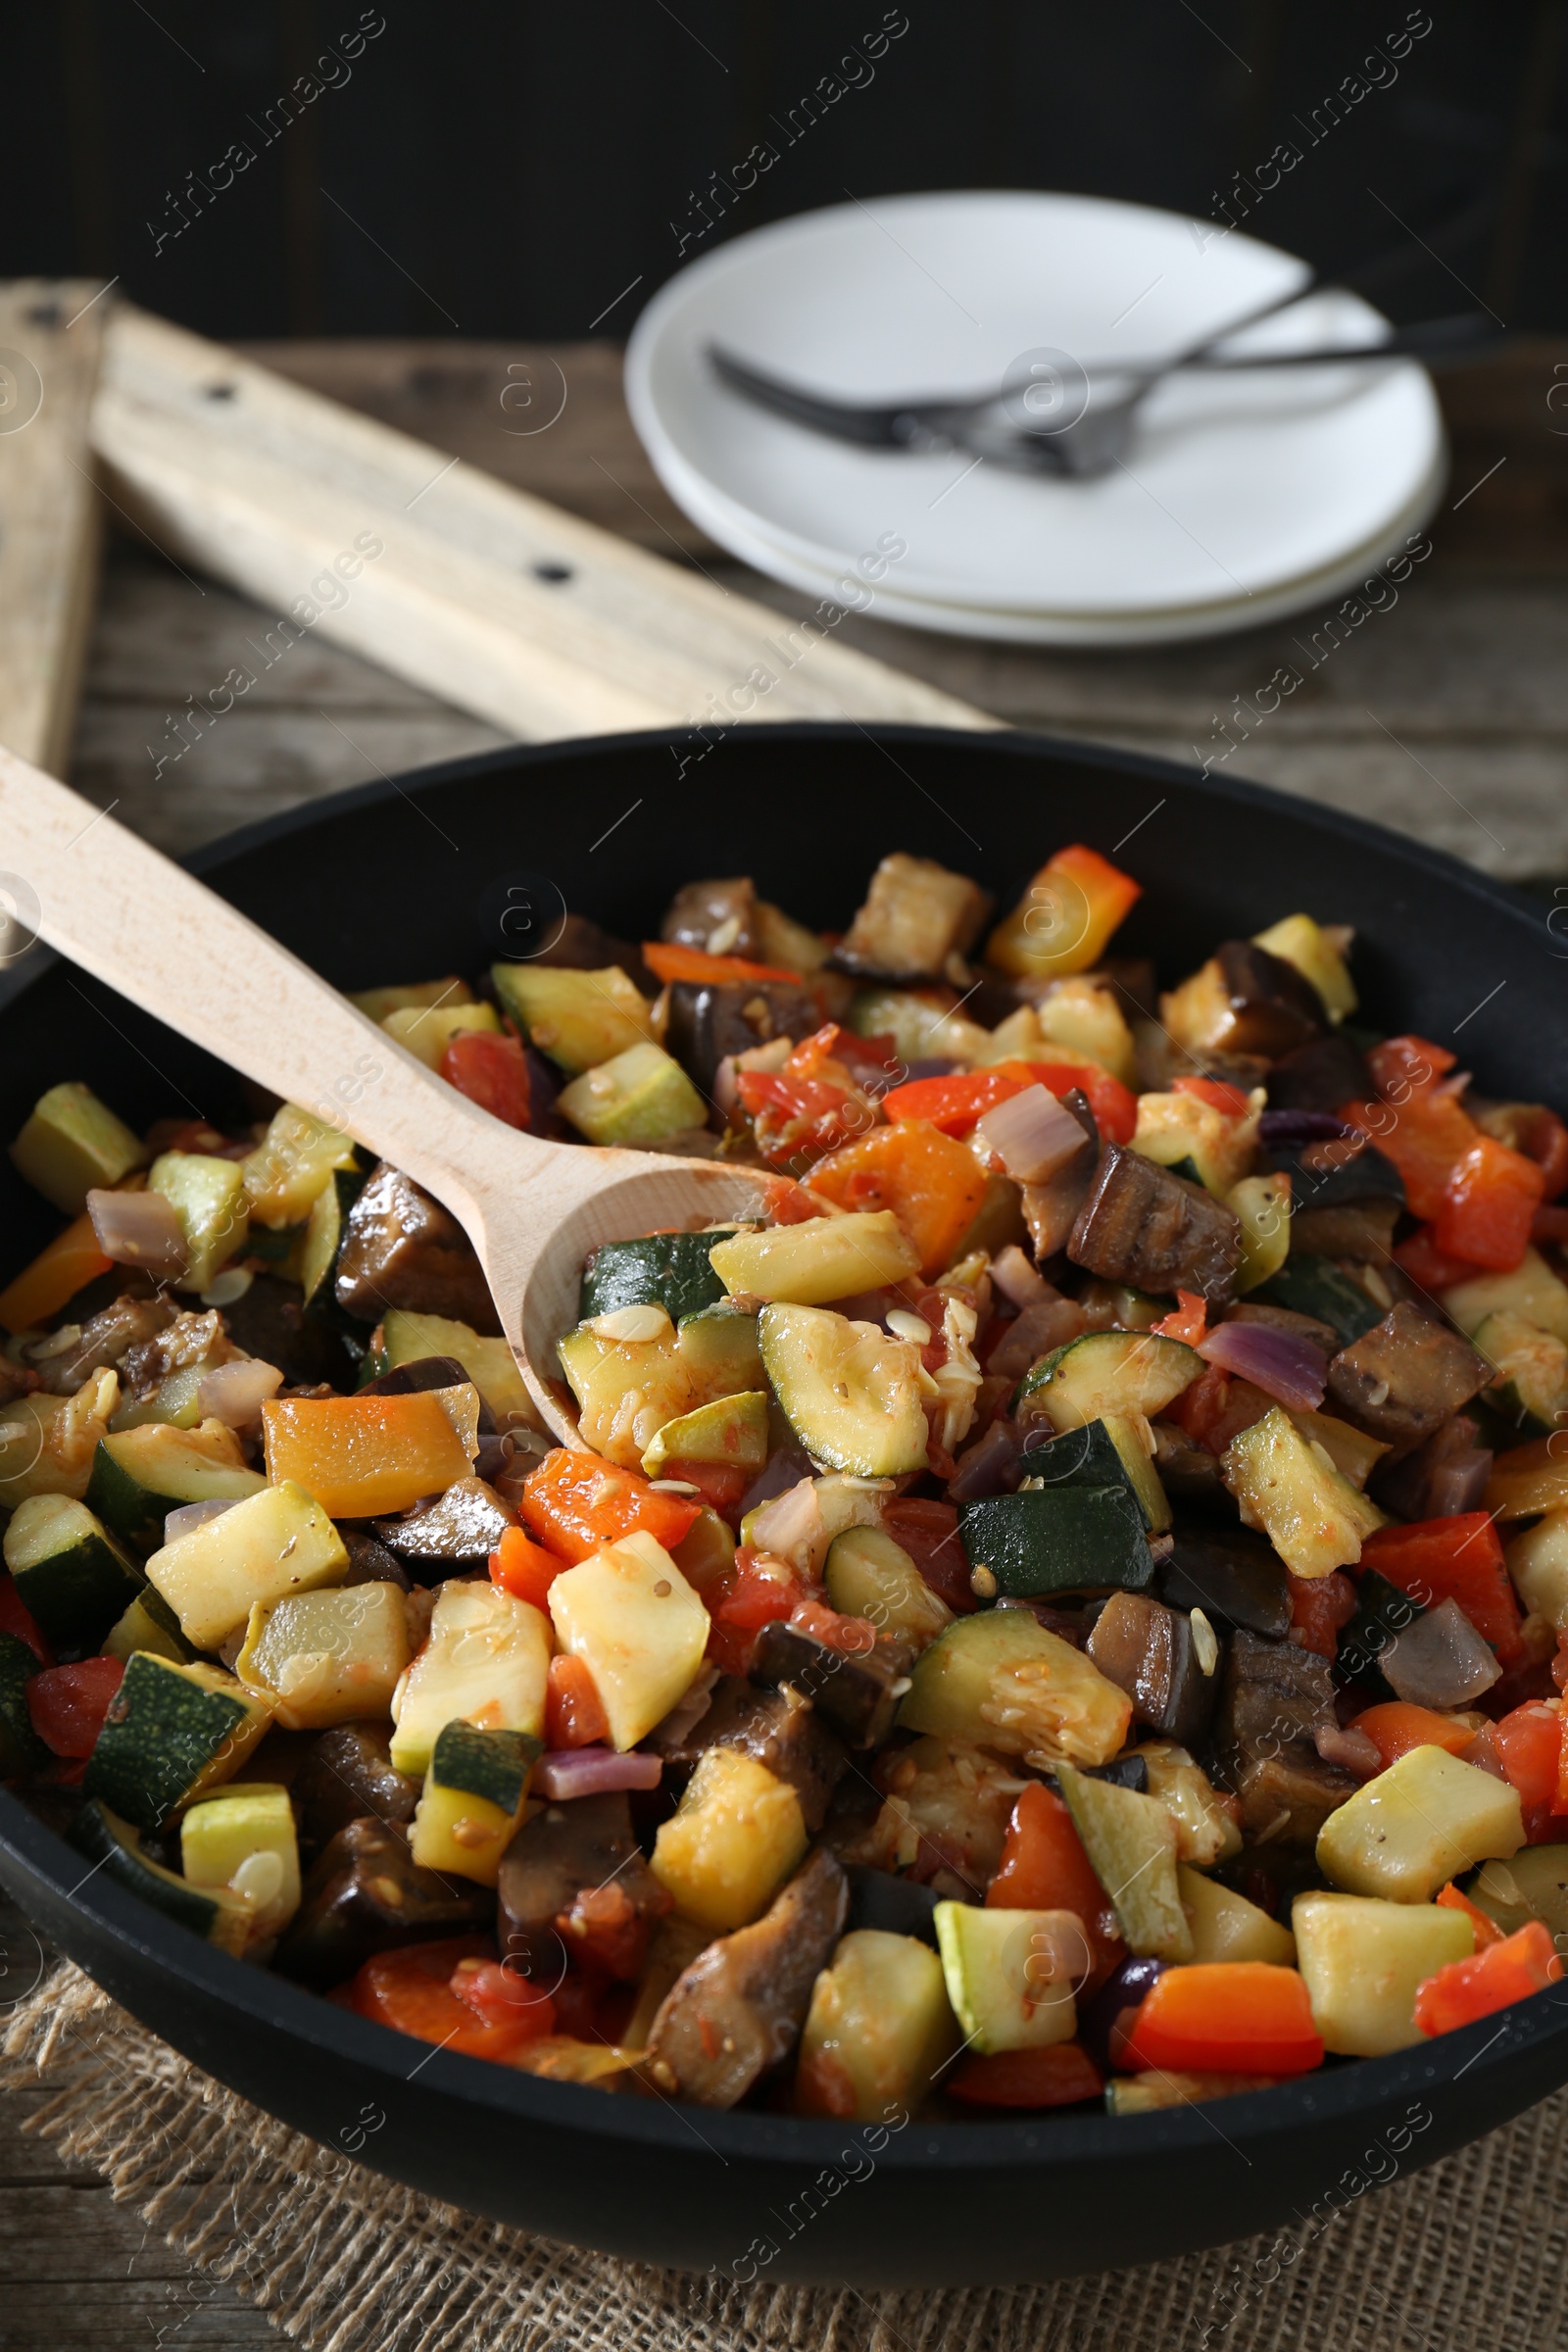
[{"left": 0, "top": 746, "right": 543, "bottom": 1211}]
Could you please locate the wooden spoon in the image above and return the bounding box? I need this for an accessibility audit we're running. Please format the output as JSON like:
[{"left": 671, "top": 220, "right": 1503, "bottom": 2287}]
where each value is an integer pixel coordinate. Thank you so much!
[{"left": 0, "top": 748, "right": 784, "bottom": 1440}]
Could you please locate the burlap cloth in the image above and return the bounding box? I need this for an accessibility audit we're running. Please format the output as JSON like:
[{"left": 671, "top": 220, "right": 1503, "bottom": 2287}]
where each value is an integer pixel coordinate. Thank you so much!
[{"left": 3, "top": 1962, "right": 1565, "bottom": 2352}]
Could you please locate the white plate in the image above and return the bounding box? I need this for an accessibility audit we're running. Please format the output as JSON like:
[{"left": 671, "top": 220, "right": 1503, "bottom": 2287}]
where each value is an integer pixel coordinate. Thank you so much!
[{"left": 626, "top": 190, "right": 1446, "bottom": 628}]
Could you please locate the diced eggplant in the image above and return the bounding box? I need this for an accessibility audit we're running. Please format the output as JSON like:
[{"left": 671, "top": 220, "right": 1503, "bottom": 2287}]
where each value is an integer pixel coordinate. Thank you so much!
[
  {"left": 338, "top": 1528, "right": 414, "bottom": 1592},
  {"left": 1085, "top": 1590, "right": 1220, "bottom": 1747},
  {"left": 1149, "top": 1423, "right": 1237, "bottom": 1519},
  {"left": 843, "top": 1862, "right": 942, "bottom": 1947},
  {"left": 646, "top": 1846, "right": 849, "bottom": 2107},
  {"left": 497, "top": 1788, "right": 669, "bottom": 1983},
  {"left": 661, "top": 875, "right": 760, "bottom": 957},
  {"left": 1292, "top": 1199, "right": 1402, "bottom": 1260},
  {"left": 291, "top": 1722, "right": 420, "bottom": 1856},
  {"left": 334, "top": 1163, "right": 500, "bottom": 1334},
  {"left": 1020, "top": 1090, "right": 1099, "bottom": 1259},
  {"left": 833, "top": 854, "right": 993, "bottom": 982},
  {"left": 1370, "top": 1412, "right": 1493, "bottom": 1521},
  {"left": 653, "top": 1674, "right": 847, "bottom": 1831},
  {"left": 1338, "top": 1568, "right": 1427, "bottom": 1693},
  {"left": 1229, "top": 1750, "right": 1358, "bottom": 1845},
  {"left": 370, "top": 1476, "right": 514, "bottom": 1581},
  {"left": 216, "top": 1270, "right": 362, "bottom": 1390},
  {"left": 1264, "top": 1137, "right": 1404, "bottom": 1212},
  {"left": 274, "top": 1816, "right": 492, "bottom": 1984},
  {"left": 358, "top": 1351, "right": 495, "bottom": 1420},
  {"left": 1213, "top": 941, "right": 1329, "bottom": 1056},
  {"left": 1068, "top": 1143, "right": 1242, "bottom": 1303},
  {"left": 1213, "top": 1628, "right": 1337, "bottom": 1775},
  {"left": 982, "top": 1294, "right": 1088, "bottom": 1383},
  {"left": 27, "top": 1295, "right": 174, "bottom": 1396},
  {"left": 535, "top": 909, "right": 652, "bottom": 993},
  {"left": 948, "top": 1416, "right": 1028, "bottom": 1502},
  {"left": 1253, "top": 1254, "right": 1386, "bottom": 1348},
  {"left": 750, "top": 1619, "right": 910, "bottom": 1749},
  {"left": 663, "top": 980, "right": 819, "bottom": 1094},
  {"left": 1160, "top": 1524, "right": 1292, "bottom": 1639},
  {"left": 1326, "top": 1301, "right": 1491, "bottom": 1453},
  {"left": 1266, "top": 1031, "right": 1372, "bottom": 1112},
  {"left": 1224, "top": 1300, "right": 1341, "bottom": 1357},
  {"left": 1078, "top": 1953, "right": 1166, "bottom": 2071}
]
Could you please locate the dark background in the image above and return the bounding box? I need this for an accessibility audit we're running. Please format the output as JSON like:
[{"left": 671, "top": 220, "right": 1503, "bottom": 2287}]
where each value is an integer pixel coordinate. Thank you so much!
[{"left": 6, "top": 1, "right": 1567, "bottom": 341}]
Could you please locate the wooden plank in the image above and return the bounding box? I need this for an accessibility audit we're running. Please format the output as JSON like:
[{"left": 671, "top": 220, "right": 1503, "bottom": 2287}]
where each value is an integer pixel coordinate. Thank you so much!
[
  {"left": 91, "top": 306, "right": 997, "bottom": 746},
  {"left": 0, "top": 279, "right": 107, "bottom": 769}
]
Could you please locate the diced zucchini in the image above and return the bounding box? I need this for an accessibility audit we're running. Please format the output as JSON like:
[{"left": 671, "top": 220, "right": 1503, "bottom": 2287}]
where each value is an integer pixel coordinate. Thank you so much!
[
  {"left": 109, "top": 1360, "right": 207, "bottom": 1434},
  {"left": 1132, "top": 1092, "right": 1257, "bottom": 1195},
  {"left": 491, "top": 961, "right": 652, "bottom": 1073},
  {"left": 1141, "top": 1742, "right": 1243, "bottom": 1867},
  {"left": 559, "top": 1305, "right": 762, "bottom": 1470},
  {"left": 959, "top": 1487, "right": 1154, "bottom": 1599},
  {"left": 1055, "top": 1763, "right": 1192, "bottom": 1960},
  {"left": 235, "top": 1582, "right": 410, "bottom": 1730},
  {"left": 547, "top": 1530, "right": 709, "bottom": 1751},
  {"left": 0, "top": 1632, "right": 47, "bottom": 1774},
  {"left": 10, "top": 1082, "right": 145, "bottom": 1215},
  {"left": 1286, "top": 1407, "right": 1388, "bottom": 1492},
  {"left": 558, "top": 1040, "right": 708, "bottom": 1146},
  {"left": 388, "top": 1580, "right": 550, "bottom": 1778},
  {"left": 1316, "top": 1744, "right": 1524, "bottom": 1902},
  {"left": 1017, "top": 1413, "right": 1171, "bottom": 1534},
  {"left": 0, "top": 1370, "right": 120, "bottom": 1509},
  {"left": 85, "top": 1422, "right": 267, "bottom": 1551},
  {"left": 1443, "top": 1248, "right": 1568, "bottom": 1344},
  {"left": 1223, "top": 1406, "right": 1384, "bottom": 1579},
  {"left": 240, "top": 1104, "right": 358, "bottom": 1229},
  {"left": 180, "top": 1784, "right": 301, "bottom": 1942},
  {"left": 146, "top": 1480, "right": 348, "bottom": 1652},
  {"left": 1251, "top": 915, "right": 1356, "bottom": 1023},
  {"left": 350, "top": 975, "right": 471, "bottom": 1023},
  {"left": 670, "top": 1504, "right": 736, "bottom": 1592},
  {"left": 579, "top": 1230, "right": 735, "bottom": 1325},
  {"left": 1466, "top": 1846, "right": 1568, "bottom": 1942},
  {"left": 3, "top": 1494, "right": 143, "bottom": 1651},
  {"left": 69, "top": 1798, "right": 250, "bottom": 1952},
  {"left": 83, "top": 1652, "right": 273, "bottom": 1831},
  {"left": 1474, "top": 1309, "right": 1568, "bottom": 1436},
  {"left": 650, "top": 1745, "right": 808, "bottom": 1932},
  {"left": 298, "top": 1164, "right": 368, "bottom": 1320},
  {"left": 148, "top": 1152, "right": 249, "bottom": 1293},
  {"left": 410, "top": 1721, "right": 539, "bottom": 1886},
  {"left": 848, "top": 988, "right": 990, "bottom": 1067},
  {"left": 381, "top": 998, "right": 499, "bottom": 1070},
  {"left": 380, "top": 1306, "right": 537, "bottom": 1426},
  {"left": 1292, "top": 1889, "right": 1472, "bottom": 2055},
  {"left": 823, "top": 1524, "right": 953, "bottom": 1648},
  {"left": 641, "top": 1390, "right": 769, "bottom": 1477},
  {"left": 710, "top": 1212, "right": 920, "bottom": 1305},
  {"left": 1178, "top": 1864, "right": 1295, "bottom": 1964},
  {"left": 1505, "top": 1512, "right": 1568, "bottom": 1633},
  {"left": 1253, "top": 1255, "right": 1384, "bottom": 1347},
  {"left": 101, "top": 1584, "right": 194, "bottom": 1667},
  {"left": 1029, "top": 977, "right": 1137, "bottom": 1086},
  {"left": 796, "top": 1929, "right": 959, "bottom": 2120},
  {"left": 759, "top": 1302, "right": 928, "bottom": 1477},
  {"left": 898, "top": 1609, "right": 1132, "bottom": 1768},
  {"left": 1229, "top": 1173, "right": 1292, "bottom": 1295},
  {"left": 933, "top": 1901, "right": 1083, "bottom": 2053},
  {"left": 743, "top": 1471, "right": 888, "bottom": 1577},
  {"left": 1014, "top": 1330, "right": 1201, "bottom": 1434}
]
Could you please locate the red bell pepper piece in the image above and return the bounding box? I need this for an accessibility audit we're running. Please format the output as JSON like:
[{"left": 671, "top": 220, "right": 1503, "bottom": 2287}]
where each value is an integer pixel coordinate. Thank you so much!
[
  {"left": 1022, "top": 1061, "right": 1138, "bottom": 1146},
  {"left": 1522, "top": 1106, "right": 1568, "bottom": 1201},
  {"left": 545, "top": 1652, "right": 611, "bottom": 1748},
  {"left": 520, "top": 1448, "right": 702, "bottom": 1564},
  {"left": 489, "top": 1524, "right": 568, "bottom": 1610},
  {"left": 1414, "top": 1920, "right": 1560, "bottom": 2037},
  {"left": 1432, "top": 1134, "right": 1545, "bottom": 1272},
  {"left": 987, "top": 1780, "right": 1124, "bottom": 1990},
  {"left": 24, "top": 1657, "right": 124, "bottom": 1758},
  {"left": 1286, "top": 1569, "right": 1357, "bottom": 1659},
  {"left": 1172, "top": 1074, "right": 1252, "bottom": 1118},
  {"left": 0, "top": 1574, "right": 54, "bottom": 1667},
  {"left": 1392, "top": 1224, "right": 1488, "bottom": 1295},
  {"left": 641, "top": 941, "right": 799, "bottom": 987},
  {"left": 1165, "top": 1363, "right": 1273, "bottom": 1457},
  {"left": 948, "top": 2041, "right": 1104, "bottom": 2108},
  {"left": 1354, "top": 1701, "right": 1475, "bottom": 1769},
  {"left": 1152, "top": 1290, "right": 1208, "bottom": 1346},
  {"left": 439, "top": 1028, "right": 532, "bottom": 1128},
  {"left": 881, "top": 1497, "right": 976, "bottom": 1613},
  {"left": 1367, "top": 1035, "right": 1455, "bottom": 1099},
  {"left": 703, "top": 1549, "right": 802, "bottom": 1674},
  {"left": 1121, "top": 1962, "right": 1325, "bottom": 2076},
  {"left": 881, "top": 1067, "right": 1031, "bottom": 1136},
  {"left": 1436, "top": 1879, "right": 1506, "bottom": 1948},
  {"left": 1492, "top": 1700, "right": 1564, "bottom": 1841},
  {"left": 1359, "top": 1515, "right": 1524, "bottom": 1665},
  {"left": 350, "top": 1935, "right": 555, "bottom": 2060}
]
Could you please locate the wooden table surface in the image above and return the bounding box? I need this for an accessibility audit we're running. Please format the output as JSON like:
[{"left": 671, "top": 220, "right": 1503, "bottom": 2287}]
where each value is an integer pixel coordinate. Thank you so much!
[{"left": 4, "top": 333, "right": 1568, "bottom": 2349}]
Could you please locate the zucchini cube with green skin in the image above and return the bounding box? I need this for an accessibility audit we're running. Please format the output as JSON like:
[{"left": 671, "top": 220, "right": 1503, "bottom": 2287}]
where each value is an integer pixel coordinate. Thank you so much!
[
  {"left": 380, "top": 1307, "right": 537, "bottom": 1427},
  {"left": 490, "top": 961, "right": 652, "bottom": 1073},
  {"left": 0, "top": 1632, "right": 47, "bottom": 1775},
  {"left": 110, "top": 1360, "right": 207, "bottom": 1433},
  {"left": 149, "top": 1151, "right": 250, "bottom": 1293},
  {"left": 101, "top": 1585, "right": 194, "bottom": 1667},
  {"left": 1474, "top": 1309, "right": 1568, "bottom": 1437},
  {"left": 641, "top": 1390, "right": 769, "bottom": 1478},
  {"left": 350, "top": 975, "right": 471, "bottom": 1024},
  {"left": 824, "top": 1524, "right": 953, "bottom": 1649},
  {"left": 1443, "top": 1248, "right": 1568, "bottom": 1344},
  {"left": 1055, "top": 1764, "right": 1192, "bottom": 1961},
  {"left": 381, "top": 999, "right": 500, "bottom": 1070},
  {"left": 1178, "top": 1865, "right": 1296, "bottom": 1965},
  {"left": 759, "top": 1302, "right": 928, "bottom": 1478},
  {"left": 180, "top": 1784, "right": 301, "bottom": 1942},
  {"left": 234, "top": 1582, "right": 410, "bottom": 1731},
  {"left": 1018, "top": 1412, "right": 1171, "bottom": 1534},
  {"left": 797, "top": 1929, "right": 960, "bottom": 2119},
  {"left": 579, "top": 1230, "right": 735, "bottom": 1326},
  {"left": 1253, "top": 1256, "right": 1385, "bottom": 1348},
  {"left": 389, "top": 1580, "right": 550, "bottom": 1779},
  {"left": 3, "top": 1494, "right": 144, "bottom": 1652},
  {"left": 959, "top": 1486, "right": 1156, "bottom": 1601},
  {"left": 1251, "top": 914, "right": 1356, "bottom": 1023},
  {"left": 548, "top": 1530, "right": 710, "bottom": 1751},
  {"left": 84, "top": 1652, "right": 274, "bottom": 1832},
  {"left": 299, "top": 1164, "right": 368, "bottom": 1321},
  {"left": 1229, "top": 1172, "right": 1292, "bottom": 1296},
  {"left": 240, "top": 1103, "right": 358, "bottom": 1230},
  {"left": 934, "top": 1902, "right": 1085, "bottom": 2054},
  {"left": 897, "top": 1609, "right": 1133, "bottom": 1770},
  {"left": 145, "top": 1480, "right": 349, "bottom": 1652},
  {"left": 10, "top": 1082, "right": 144, "bottom": 1216},
  {"left": 559, "top": 1306, "right": 762, "bottom": 1471},
  {"left": 709, "top": 1212, "right": 919, "bottom": 1306},
  {"left": 1467, "top": 1847, "right": 1568, "bottom": 1941},
  {"left": 70, "top": 1798, "right": 251, "bottom": 1954},
  {"left": 1014, "top": 1331, "right": 1201, "bottom": 1434},
  {"left": 1505, "top": 1513, "right": 1568, "bottom": 1633},
  {"left": 651, "top": 1745, "right": 807, "bottom": 1932},
  {"left": 557, "top": 1041, "right": 707, "bottom": 1147},
  {"left": 1293, "top": 1889, "right": 1473, "bottom": 2055},
  {"left": 1222, "top": 1405, "right": 1385, "bottom": 1580},
  {"left": 411, "top": 1722, "right": 541, "bottom": 1886},
  {"left": 1316, "top": 1744, "right": 1524, "bottom": 1902},
  {"left": 86, "top": 1422, "right": 268, "bottom": 1552}
]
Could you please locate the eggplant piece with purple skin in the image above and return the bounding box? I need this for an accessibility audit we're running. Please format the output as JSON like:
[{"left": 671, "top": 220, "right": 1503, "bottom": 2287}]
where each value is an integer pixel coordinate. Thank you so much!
[
  {"left": 291, "top": 1723, "right": 419, "bottom": 1858},
  {"left": 1068, "top": 1143, "right": 1242, "bottom": 1304},
  {"left": 1213, "top": 1628, "right": 1337, "bottom": 1774},
  {"left": 844, "top": 1863, "right": 941, "bottom": 1948},
  {"left": 663, "top": 979, "right": 819, "bottom": 1094},
  {"left": 982, "top": 1294, "right": 1089, "bottom": 1384},
  {"left": 1086, "top": 1590, "right": 1221, "bottom": 1748},
  {"left": 650, "top": 1674, "right": 847, "bottom": 1831},
  {"left": 662, "top": 876, "right": 760, "bottom": 957},
  {"left": 1228, "top": 1749, "right": 1359, "bottom": 1845},
  {"left": 750, "top": 1619, "right": 911, "bottom": 1750},
  {"left": 338, "top": 1529, "right": 413, "bottom": 1593},
  {"left": 334, "top": 1163, "right": 500, "bottom": 1334},
  {"left": 274, "top": 1817, "right": 492, "bottom": 1985},
  {"left": 497, "top": 1788, "right": 669, "bottom": 1983},
  {"left": 535, "top": 908, "right": 653, "bottom": 994},
  {"left": 1020, "top": 1090, "right": 1099, "bottom": 1260},
  {"left": 1326, "top": 1301, "right": 1492, "bottom": 1454},
  {"left": 1160, "top": 1525, "right": 1293, "bottom": 1640},
  {"left": 831, "top": 854, "right": 993, "bottom": 983},
  {"left": 1370, "top": 1412, "right": 1493, "bottom": 1521},
  {"left": 1079, "top": 1953, "right": 1166, "bottom": 2072},
  {"left": 1266, "top": 1030, "right": 1372, "bottom": 1113},
  {"left": 1212, "top": 941, "right": 1330, "bottom": 1058},
  {"left": 370, "top": 1476, "right": 514, "bottom": 1582}
]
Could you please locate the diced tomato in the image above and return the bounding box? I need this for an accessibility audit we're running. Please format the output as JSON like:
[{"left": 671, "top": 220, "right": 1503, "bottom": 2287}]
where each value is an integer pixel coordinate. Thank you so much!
[
  {"left": 809, "top": 1118, "right": 989, "bottom": 1279},
  {"left": 1341, "top": 1086, "right": 1479, "bottom": 1222},
  {"left": 1121, "top": 1962, "right": 1325, "bottom": 2076},
  {"left": 1521, "top": 1107, "right": 1568, "bottom": 1202},
  {"left": 489, "top": 1524, "right": 567, "bottom": 1610},
  {"left": 0, "top": 1574, "right": 54, "bottom": 1668},
  {"left": 882, "top": 1496, "right": 976, "bottom": 1613},
  {"left": 24, "top": 1657, "right": 123, "bottom": 1758},
  {"left": 703, "top": 1548, "right": 802, "bottom": 1674},
  {"left": 448, "top": 1954, "right": 560, "bottom": 2037},
  {"left": 882, "top": 1067, "right": 1032, "bottom": 1137},
  {"left": 1432, "top": 1134, "right": 1545, "bottom": 1272},
  {"left": 640, "top": 941, "right": 798, "bottom": 987},
  {"left": 521, "top": 1448, "right": 702, "bottom": 1564},
  {"left": 656, "top": 1458, "right": 751, "bottom": 1521},
  {"left": 1286, "top": 1569, "right": 1356, "bottom": 1659},
  {"left": 1152, "top": 1290, "right": 1208, "bottom": 1346},
  {"left": 1165, "top": 1363, "right": 1273, "bottom": 1457},
  {"left": 1414, "top": 1920, "right": 1560, "bottom": 2037},
  {"left": 987, "top": 1781, "right": 1124, "bottom": 1991},
  {"left": 439, "top": 1028, "right": 531, "bottom": 1128},
  {"left": 1493, "top": 1700, "right": 1564, "bottom": 1841},
  {"left": 1367, "top": 1035, "right": 1455, "bottom": 1100},
  {"left": 1360, "top": 1515, "right": 1524, "bottom": 1666},
  {"left": 948, "top": 2041, "right": 1104, "bottom": 2108},
  {"left": 1354, "top": 1700, "right": 1475, "bottom": 1769},
  {"left": 545, "top": 1652, "right": 611, "bottom": 1748},
  {"left": 1436, "top": 1880, "right": 1506, "bottom": 1948},
  {"left": 789, "top": 1594, "right": 877, "bottom": 1654},
  {"left": 349, "top": 1935, "right": 551, "bottom": 2061},
  {"left": 1393, "top": 1224, "right": 1487, "bottom": 1295},
  {"left": 1172, "top": 1074, "right": 1251, "bottom": 1118}
]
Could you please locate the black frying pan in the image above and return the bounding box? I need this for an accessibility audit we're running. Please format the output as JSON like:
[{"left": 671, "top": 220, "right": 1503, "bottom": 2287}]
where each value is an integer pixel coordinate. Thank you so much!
[{"left": 0, "top": 723, "right": 1563, "bottom": 2286}]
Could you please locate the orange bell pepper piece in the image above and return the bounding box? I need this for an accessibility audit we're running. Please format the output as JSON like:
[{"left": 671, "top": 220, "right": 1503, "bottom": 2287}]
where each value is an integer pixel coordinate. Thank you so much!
[
  {"left": 1121, "top": 1962, "right": 1325, "bottom": 2077},
  {"left": 1359, "top": 1515, "right": 1524, "bottom": 1665},
  {"left": 987, "top": 844, "right": 1143, "bottom": 980},
  {"left": 948, "top": 2042, "right": 1104, "bottom": 2108},
  {"left": 809, "top": 1118, "right": 988, "bottom": 1278},
  {"left": 881, "top": 1066, "right": 1033, "bottom": 1136},
  {"left": 490, "top": 1525, "right": 568, "bottom": 1610},
  {"left": 0, "top": 1212, "right": 112, "bottom": 1335},
  {"left": 520, "top": 1446, "right": 701, "bottom": 1564},
  {"left": 1414, "top": 1920, "right": 1561, "bottom": 2037},
  {"left": 1366, "top": 1035, "right": 1455, "bottom": 1099},
  {"left": 261, "top": 1388, "right": 476, "bottom": 1517},
  {"left": 1432, "top": 1134, "right": 1545, "bottom": 1272},
  {"left": 641, "top": 941, "right": 799, "bottom": 987},
  {"left": 1354, "top": 1701, "right": 1475, "bottom": 1769}
]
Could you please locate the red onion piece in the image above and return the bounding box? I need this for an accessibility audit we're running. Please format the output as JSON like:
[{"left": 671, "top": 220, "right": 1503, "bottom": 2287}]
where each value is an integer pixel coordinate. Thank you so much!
[
  {"left": 1199, "top": 1318, "right": 1327, "bottom": 1411},
  {"left": 1383, "top": 1597, "right": 1501, "bottom": 1708},
  {"left": 1314, "top": 1721, "right": 1382, "bottom": 1779},
  {"left": 1258, "top": 1110, "right": 1352, "bottom": 1148},
  {"left": 991, "top": 1245, "right": 1051, "bottom": 1310},
  {"left": 86, "top": 1187, "right": 187, "bottom": 1278},
  {"left": 198, "top": 1357, "right": 283, "bottom": 1428},
  {"left": 164, "top": 1496, "right": 240, "bottom": 1544},
  {"left": 973, "top": 1085, "right": 1087, "bottom": 1185},
  {"left": 949, "top": 1417, "right": 1025, "bottom": 1502},
  {"left": 534, "top": 1747, "right": 662, "bottom": 1800},
  {"left": 737, "top": 1448, "right": 812, "bottom": 1521}
]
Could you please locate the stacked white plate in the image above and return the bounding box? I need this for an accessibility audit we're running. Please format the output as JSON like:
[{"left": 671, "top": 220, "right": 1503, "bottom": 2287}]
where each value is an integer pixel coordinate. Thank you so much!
[{"left": 625, "top": 191, "right": 1446, "bottom": 647}]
